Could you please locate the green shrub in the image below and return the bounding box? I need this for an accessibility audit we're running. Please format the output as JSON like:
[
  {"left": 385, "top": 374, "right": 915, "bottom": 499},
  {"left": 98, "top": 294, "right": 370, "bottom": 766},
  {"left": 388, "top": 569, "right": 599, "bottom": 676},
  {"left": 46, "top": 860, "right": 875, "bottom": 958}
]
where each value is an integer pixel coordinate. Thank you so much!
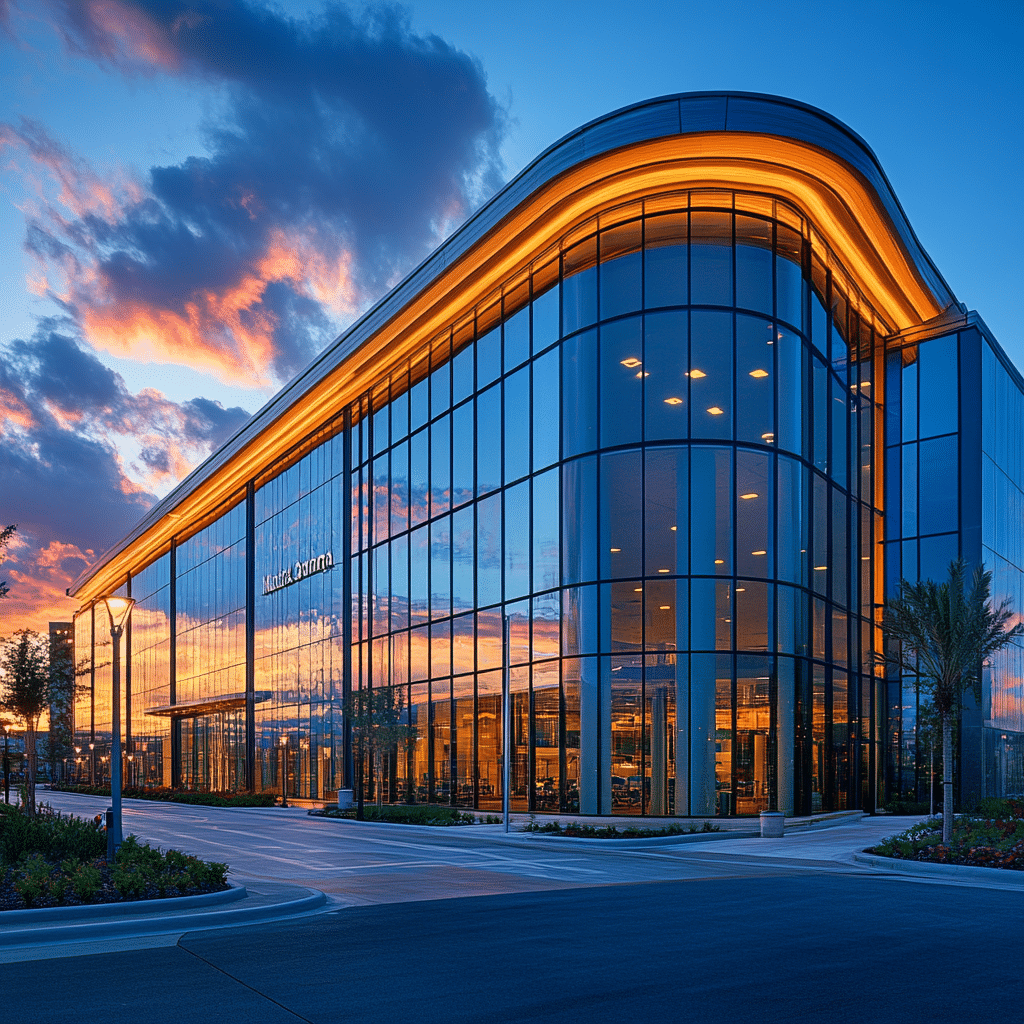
[
  {"left": 315, "top": 804, "right": 479, "bottom": 826},
  {"left": 70, "top": 861, "right": 102, "bottom": 902},
  {"left": 13, "top": 853, "right": 52, "bottom": 906},
  {"left": 0, "top": 803, "right": 105, "bottom": 866},
  {"left": 50, "top": 785, "right": 277, "bottom": 808}
]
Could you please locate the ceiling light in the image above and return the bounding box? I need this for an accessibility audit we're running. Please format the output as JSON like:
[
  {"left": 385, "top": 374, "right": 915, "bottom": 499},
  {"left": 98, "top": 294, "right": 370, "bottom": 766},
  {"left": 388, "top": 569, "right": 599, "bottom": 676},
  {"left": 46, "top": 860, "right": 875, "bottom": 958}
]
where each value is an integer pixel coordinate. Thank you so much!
[
  {"left": 761, "top": 432, "right": 775, "bottom": 442},
  {"left": 660, "top": 605, "right": 671, "bottom": 611},
  {"left": 621, "top": 357, "right": 642, "bottom": 368},
  {"left": 707, "top": 406, "right": 724, "bottom": 415},
  {"left": 749, "top": 369, "right": 769, "bottom": 378},
  {"left": 664, "top": 397, "right": 683, "bottom": 405},
  {"left": 610, "top": 547, "right": 621, "bottom": 553},
  {"left": 670, "top": 526, "right": 677, "bottom": 531},
  {"left": 634, "top": 587, "right": 643, "bottom": 593},
  {"left": 752, "top": 550, "right": 766, "bottom": 556},
  {"left": 658, "top": 568, "right": 670, "bottom": 573},
  {"left": 689, "top": 369, "right": 706, "bottom": 379},
  {"left": 740, "top": 492, "right": 758, "bottom": 500},
  {"left": 735, "top": 587, "right": 746, "bottom": 592},
  {"left": 636, "top": 371, "right": 649, "bottom": 378},
  {"left": 814, "top": 565, "right": 827, "bottom": 571},
  {"left": 714, "top": 559, "right": 725, "bottom": 565}
]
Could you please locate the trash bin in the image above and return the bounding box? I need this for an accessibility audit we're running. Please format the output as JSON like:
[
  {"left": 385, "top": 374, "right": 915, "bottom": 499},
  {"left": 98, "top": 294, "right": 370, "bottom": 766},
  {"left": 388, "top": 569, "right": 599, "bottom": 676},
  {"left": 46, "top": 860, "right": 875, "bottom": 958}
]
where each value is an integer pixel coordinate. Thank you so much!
[
  {"left": 337, "top": 788, "right": 354, "bottom": 810},
  {"left": 759, "top": 811, "right": 785, "bottom": 838}
]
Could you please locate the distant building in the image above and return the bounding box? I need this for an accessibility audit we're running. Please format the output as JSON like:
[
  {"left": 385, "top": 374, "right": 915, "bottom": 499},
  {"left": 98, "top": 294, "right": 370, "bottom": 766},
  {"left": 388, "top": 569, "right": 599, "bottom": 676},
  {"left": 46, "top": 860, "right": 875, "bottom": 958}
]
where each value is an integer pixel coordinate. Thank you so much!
[{"left": 68, "top": 93, "right": 1024, "bottom": 814}]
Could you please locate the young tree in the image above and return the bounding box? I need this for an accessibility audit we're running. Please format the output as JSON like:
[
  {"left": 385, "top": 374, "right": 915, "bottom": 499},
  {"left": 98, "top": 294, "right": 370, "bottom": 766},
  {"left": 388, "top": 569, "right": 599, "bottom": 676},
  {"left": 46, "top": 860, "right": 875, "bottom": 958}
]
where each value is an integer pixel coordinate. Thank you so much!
[
  {"left": 0, "top": 524, "right": 16, "bottom": 600},
  {"left": 882, "top": 560, "right": 1023, "bottom": 845},
  {"left": 0, "top": 630, "right": 51, "bottom": 816},
  {"left": 343, "top": 686, "right": 416, "bottom": 818}
]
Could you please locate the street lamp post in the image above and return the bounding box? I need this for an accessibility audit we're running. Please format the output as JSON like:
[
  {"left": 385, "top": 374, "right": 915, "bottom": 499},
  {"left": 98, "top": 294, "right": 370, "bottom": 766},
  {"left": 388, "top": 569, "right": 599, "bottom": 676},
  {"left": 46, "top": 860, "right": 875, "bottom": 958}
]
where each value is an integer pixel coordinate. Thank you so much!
[
  {"left": 279, "top": 734, "right": 289, "bottom": 808},
  {"left": 102, "top": 595, "right": 135, "bottom": 859},
  {"left": 89, "top": 741, "right": 95, "bottom": 785}
]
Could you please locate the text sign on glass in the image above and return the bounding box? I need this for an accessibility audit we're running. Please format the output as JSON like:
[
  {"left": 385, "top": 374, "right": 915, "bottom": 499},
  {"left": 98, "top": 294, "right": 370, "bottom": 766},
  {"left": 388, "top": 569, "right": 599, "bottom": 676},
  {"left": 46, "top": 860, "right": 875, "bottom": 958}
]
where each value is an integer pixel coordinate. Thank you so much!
[{"left": 262, "top": 551, "right": 335, "bottom": 596}]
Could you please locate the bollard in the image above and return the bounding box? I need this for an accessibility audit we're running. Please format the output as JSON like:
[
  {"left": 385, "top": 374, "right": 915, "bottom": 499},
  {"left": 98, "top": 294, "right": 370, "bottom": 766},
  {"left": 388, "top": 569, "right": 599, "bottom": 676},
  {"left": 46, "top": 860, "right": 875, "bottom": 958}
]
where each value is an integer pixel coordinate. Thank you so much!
[
  {"left": 106, "top": 807, "right": 115, "bottom": 862},
  {"left": 759, "top": 811, "right": 785, "bottom": 838}
]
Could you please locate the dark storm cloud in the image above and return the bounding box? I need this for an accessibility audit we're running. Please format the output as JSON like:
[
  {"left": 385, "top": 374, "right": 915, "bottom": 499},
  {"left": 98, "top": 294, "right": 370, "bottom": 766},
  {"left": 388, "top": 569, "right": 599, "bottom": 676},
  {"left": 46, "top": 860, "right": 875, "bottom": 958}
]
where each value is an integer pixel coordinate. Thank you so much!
[{"left": 12, "top": 0, "right": 508, "bottom": 385}]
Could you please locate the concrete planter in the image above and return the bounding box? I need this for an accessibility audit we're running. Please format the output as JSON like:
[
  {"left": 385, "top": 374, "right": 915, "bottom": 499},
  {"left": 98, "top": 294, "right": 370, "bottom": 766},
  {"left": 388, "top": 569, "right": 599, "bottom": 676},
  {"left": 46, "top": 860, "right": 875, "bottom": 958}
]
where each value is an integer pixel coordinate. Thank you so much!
[{"left": 760, "top": 811, "right": 785, "bottom": 838}]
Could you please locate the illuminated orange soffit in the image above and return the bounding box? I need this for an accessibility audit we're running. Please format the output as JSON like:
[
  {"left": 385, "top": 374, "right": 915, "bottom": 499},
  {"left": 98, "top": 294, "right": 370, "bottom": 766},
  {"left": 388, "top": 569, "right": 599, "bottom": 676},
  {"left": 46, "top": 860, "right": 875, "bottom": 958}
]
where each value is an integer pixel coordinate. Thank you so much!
[{"left": 73, "top": 130, "right": 947, "bottom": 602}]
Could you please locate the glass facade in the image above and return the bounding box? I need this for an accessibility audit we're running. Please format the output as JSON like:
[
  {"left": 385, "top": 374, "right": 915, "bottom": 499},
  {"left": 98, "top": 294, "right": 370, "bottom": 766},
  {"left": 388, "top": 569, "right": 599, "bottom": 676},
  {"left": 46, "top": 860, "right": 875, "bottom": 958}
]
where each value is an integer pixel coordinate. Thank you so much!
[{"left": 68, "top": 98, "right": 1024, "bottom": 813}]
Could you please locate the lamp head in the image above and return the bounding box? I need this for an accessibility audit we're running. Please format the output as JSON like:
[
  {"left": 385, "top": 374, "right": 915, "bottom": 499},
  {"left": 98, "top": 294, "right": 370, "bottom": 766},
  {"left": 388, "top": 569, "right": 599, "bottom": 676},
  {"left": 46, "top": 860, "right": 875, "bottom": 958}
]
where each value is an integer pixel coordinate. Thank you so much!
[{"left": 103, "top": 595, "right": 135, "bottom": 632}]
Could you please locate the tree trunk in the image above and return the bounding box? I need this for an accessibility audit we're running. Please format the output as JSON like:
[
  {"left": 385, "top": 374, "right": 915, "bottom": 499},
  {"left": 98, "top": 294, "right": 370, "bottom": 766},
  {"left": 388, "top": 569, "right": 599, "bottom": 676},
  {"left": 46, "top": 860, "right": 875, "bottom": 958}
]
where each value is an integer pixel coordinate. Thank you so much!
[
  {"left": 375, "top": 747, "right": 383, "bottom": 809},
  {"left": 942, "top": 713, "right": 954, "bottom": 846},
  {"left": 356, "top": 735, "right": 365, "bottom": 821},
  {"left": 25, "top": 726, "right": 36, "bottom": 817}
]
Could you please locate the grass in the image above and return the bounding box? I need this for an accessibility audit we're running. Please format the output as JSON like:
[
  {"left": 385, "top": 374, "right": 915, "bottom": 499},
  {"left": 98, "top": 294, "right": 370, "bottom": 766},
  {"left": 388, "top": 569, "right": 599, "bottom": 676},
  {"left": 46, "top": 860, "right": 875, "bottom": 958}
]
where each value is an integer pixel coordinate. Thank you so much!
[
  {"left": 0, "top": 803, "right": 230, "bottom": 911},
  {"left": 871, "top": 798, "right": 1024, "bottom": 870},
  {"left": 521, "top": 819, "right": 722, "bottom": 839}
]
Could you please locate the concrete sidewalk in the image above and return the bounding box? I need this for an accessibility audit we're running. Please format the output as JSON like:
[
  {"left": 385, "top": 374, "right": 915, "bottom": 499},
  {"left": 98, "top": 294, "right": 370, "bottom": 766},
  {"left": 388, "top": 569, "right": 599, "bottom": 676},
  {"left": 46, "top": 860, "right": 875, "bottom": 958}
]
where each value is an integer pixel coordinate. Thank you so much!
[{"left": 0, "top": 881, "right": 332, "bottom": 964}]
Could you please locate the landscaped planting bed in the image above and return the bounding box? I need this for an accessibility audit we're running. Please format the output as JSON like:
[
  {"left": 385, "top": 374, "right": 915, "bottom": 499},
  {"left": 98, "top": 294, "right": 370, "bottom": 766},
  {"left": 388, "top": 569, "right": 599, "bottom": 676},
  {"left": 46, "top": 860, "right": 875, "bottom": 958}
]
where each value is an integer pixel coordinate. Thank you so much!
[
  {"left": 522, "top": 820, "right": 721, "bottom": 839},
  {"left": 312, "top": 805, "right": 499, "bottom": 826},
  {"left": 0, "top": 803, "right": 229, "bottom": 911},
  {"left": 871, "top": 798, "right": 1024, "bottom": 870},
  {"left": 49, "top": 784, "right": 277, "bottom": 807}
]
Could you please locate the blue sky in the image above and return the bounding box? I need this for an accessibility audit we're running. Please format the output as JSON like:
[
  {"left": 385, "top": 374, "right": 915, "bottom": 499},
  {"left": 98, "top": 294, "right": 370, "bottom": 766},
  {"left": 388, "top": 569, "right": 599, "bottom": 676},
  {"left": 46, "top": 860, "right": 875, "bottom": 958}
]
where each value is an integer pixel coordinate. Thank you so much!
[{"left": 0, "top": 0, "right": 1021, "bottom": 628}]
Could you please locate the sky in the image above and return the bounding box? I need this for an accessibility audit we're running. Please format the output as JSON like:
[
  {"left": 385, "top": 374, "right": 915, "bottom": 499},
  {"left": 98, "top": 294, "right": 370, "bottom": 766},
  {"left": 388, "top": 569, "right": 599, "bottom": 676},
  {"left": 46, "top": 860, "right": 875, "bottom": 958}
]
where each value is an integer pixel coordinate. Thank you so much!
[{"left": 0, "top": 0, "right": 1021, "bottom": 634}]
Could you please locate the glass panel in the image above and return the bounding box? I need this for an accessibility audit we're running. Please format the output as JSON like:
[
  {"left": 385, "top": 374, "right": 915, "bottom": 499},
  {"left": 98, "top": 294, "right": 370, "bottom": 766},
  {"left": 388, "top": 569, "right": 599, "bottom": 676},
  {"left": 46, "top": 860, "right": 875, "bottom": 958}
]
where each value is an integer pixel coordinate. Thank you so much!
[
  {"left": 734, "top": 215, "right": 773, "bottom": 317},
  {"left": 606, "top": 580, "right": 643, "bottom": 654},
  {"left": 476, "top": 383, "right": 502, "bottom": 497},
  {"left": 644, "top": 579, "right": 686, "bottom": 652},
  {"left": 451, "top": 506, "right": 474, "bottom": 615},
  {"left": 533, "top": 286, "right": 560, "bottom": 354},
  {"left": 735, "top": 450, "right": 771, "bottom": 578},
  {"left": 600, "top": 317, "right": 643, "bottom": 447},
  {"left": 644, "top": 211, "right": 687, "bottom": 309},
  {"left": 430, "top": 516, "right": 450, "bottom": 620},
  {"left": 690, "top": 311, "right": 733, "bottom": 440},
  {"left": 776, "top": 326, "right": 803, "bottom": 455},
  {"left": 533, "top": 662, "right": 560, "bottom": 812},
  {"left": 410, "top": 524, "right": 429, "bottom": 626},
  {"left": 533, "top": 468, "right": 560, "bottom": 592},
  {"left": 504, "top": 480, "right": 530, "bottom": 600},
  {"left": 562, "top": 236, "right": 598, "bottom": 335},
  {"left": 775, "top": 225, "right": 804, "bottom": 331},
  {"left": 736, "top": 655, "right": 770, "bottom": 813},
  {"left": 476, "top": 669, "right": 502, "bottom": 810},
  {"left": 918, "top": 334, "right": 958, "bottom": 438},
  {"left": 477, "top": 325, "right": 501, "bottom": 389},
  {"left": 476, "top": 492, "right": 502, "bottom": 608},
  {"left": 453, "top": 342, "right": 474, "bottom": 407},
  {"left": 690, "top": 210, "right": 732, "bottom": 307},
  {"left": 562, "top": 456, "right": 598, "bottom": 585},
  {"left": 646, "top": 654, "right": 677, "bottom": 815},
  {"left": 735, "top": 581, "right": 770, "bottom": 652},
  {"left": 600, "top": 450, "right": 642, "bottom": 579},
  {"left": 410, "top": 428, "right": 429, "bottom": 527},
  {"left": 736, "top": 315, "right": 774, "bottom": 446},
  {"left": 504, "top": 366, "right": 530, "bottom": 483},
  {"left": 645, "top": 446, "right": 688, "bottom": 576},
  {"left": 430, "top": 415, "right": 450, "bottom": 517},
  {"left": 600, "top": 221, "right": 642, "bottom": 320},
  {"left": 918, "top": 435, "right": 958, "bottom": 535},
  {"left": 563, "top": 329, "right": 598, "bottom": 457},
  {"left": 504, "top": 305, "right": 530, "bottom": 373},
  {"left": 690, "top": 446, "right": 732, "bottom": 576},
  {"left": 610, "top": 654, "right": 643, "bottom": 814},
  {"left": 390, "top": 533, "right": 408, "bottom": 631},
  {"left": 643, "top": 311, "right": 688, "bottom": 442},
  {"left": 390, "top": 441, "right": 409, "bottom": 536},
  {"left": 533, "top": 347, "right": 560, "bottom": 471},
  {"left": 452, "top": 402, "right": 473, "bottom": 508}
]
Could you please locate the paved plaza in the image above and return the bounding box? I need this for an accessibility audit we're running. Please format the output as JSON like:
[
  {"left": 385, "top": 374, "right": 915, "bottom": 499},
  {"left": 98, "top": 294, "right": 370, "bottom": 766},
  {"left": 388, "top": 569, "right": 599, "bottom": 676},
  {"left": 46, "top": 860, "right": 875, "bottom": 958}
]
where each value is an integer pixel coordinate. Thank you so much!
[{"left": 1, "top": 794, "right": 1022, "bottom": 1021}]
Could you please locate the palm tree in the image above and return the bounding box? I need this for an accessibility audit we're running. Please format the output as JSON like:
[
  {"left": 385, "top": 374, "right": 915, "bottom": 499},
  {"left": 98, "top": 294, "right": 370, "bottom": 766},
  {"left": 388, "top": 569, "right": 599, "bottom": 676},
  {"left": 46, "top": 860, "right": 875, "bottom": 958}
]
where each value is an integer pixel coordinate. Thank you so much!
[{"left": 881, "top": 559, "right": 1023, "bottom": 845}]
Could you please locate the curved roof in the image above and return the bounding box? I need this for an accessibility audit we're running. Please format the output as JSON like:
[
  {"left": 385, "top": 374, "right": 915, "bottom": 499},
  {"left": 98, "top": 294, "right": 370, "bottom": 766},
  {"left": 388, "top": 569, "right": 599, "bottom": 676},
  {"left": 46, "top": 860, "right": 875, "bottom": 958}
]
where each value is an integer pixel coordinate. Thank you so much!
[{"left": 70, "top": 91, "right": 961, "bottom": 600}]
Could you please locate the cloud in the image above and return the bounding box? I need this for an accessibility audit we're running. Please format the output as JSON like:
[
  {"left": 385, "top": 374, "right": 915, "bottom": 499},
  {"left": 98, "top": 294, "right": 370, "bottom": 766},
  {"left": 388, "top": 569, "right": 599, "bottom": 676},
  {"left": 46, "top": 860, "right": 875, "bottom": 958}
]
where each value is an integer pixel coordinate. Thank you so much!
[
  {"left": 4, "top": 0, "right": 507, "bottom": 387},
  {"left": 0, "top": 321, "right": 252, "bottom": 630}
]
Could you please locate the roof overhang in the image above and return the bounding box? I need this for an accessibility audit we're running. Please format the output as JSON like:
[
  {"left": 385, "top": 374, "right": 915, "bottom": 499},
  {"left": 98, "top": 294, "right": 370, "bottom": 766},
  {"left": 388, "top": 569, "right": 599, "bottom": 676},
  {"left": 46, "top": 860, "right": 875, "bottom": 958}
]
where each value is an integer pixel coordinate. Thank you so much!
[
  {"left": 70, "top": 93, "right": 958, "bottom": 603},
  {"left": 146, "top": 691, "right": 271, "bottom": 718}
]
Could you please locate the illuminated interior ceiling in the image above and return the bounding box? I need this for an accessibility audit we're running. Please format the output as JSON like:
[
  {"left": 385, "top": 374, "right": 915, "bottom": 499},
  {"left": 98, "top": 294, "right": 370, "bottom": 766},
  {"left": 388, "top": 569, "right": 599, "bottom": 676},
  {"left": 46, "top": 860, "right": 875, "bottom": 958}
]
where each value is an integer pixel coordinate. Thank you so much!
[{"left": 72, "top": 122, "right": 952, "bottom": 603}]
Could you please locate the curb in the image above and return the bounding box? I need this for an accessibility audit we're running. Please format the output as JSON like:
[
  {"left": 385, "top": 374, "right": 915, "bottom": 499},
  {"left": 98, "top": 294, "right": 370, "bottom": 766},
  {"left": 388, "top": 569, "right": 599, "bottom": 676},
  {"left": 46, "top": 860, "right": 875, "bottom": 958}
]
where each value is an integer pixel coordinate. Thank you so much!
[
  {"left": 0, "top": 883, "right": 246, "bottom": 927},
  {"left": 852, "top": 851, "right": 1024, "bottom": 887},
  {"left": 496, "top": 829, "right": 761, "bottom": 849},
  {"left": 0, "top": 886, "right": 328, "bottom": 948}
]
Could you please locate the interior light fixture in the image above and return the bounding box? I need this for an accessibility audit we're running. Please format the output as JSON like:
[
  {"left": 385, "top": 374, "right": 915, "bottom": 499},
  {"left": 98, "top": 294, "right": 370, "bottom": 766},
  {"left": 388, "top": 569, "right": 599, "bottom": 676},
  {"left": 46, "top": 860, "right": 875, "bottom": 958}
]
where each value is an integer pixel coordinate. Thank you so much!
[
  {"left": 636, "top": 371, "right": 649, "bottom": 378},
  {"left": 670, "top": 526, "right": 677, "bottom": 531},
  {"left": 689, "top": 369, "right": 706, "bottom": 378},
  {"left": 714, "top": 559, "right": 725, "bottom": 565},
  {"left": 658, "top": 568, "right": 670, "bottom": 573},
  {"left": 634, "top": 587, "right": 643, "bottom": 593},
  {"left": 861, "top": 555, "right": 870, "bottom": 560},
  {"left": 814, "top": 565, "right": 828, "bottom": 571},
  {"left": 621, "top": 357, "right": 642, "bottom": 368},
  {"left": 610, "top": 547, "right": 621, "bottom": 553},
  {"left": 664, "top": 397, "right": 683, "bottom": 405},
  {"left": 740, "top": 492, "right": 759, "bottom": 500},
  {"left": 752, "top": 550, "right": 767, "bottom": 556},
  {"left": 735, "top": 587, "right": 746, "bottom": 593},
  {"left": 660, "top": 605, "right": 671, "bottom": 611},
  {"left": 749, "top": 369, "right": 769, "bottom": 378},
  {"left": 761, "top": 432, "right": 775, "bottom": 442},
  {"left": 707, "top": 406, "right": 724, "bottom": 415}
]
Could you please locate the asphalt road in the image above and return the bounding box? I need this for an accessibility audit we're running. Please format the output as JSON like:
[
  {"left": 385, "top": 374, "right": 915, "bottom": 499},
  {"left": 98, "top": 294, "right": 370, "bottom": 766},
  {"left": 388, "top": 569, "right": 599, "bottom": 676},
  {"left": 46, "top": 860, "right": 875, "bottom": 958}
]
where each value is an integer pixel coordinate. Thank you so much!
[{"left": 3, "top": 873, "right": 1022, "bottom": 1023}]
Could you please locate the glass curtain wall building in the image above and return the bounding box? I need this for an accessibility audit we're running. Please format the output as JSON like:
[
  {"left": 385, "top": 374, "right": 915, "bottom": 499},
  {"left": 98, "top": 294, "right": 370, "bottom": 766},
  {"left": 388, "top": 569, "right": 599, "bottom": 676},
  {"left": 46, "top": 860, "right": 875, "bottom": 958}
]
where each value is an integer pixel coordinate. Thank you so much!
[{"left": 68, "top": 93, "right": 1024, "bottom": 815}]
